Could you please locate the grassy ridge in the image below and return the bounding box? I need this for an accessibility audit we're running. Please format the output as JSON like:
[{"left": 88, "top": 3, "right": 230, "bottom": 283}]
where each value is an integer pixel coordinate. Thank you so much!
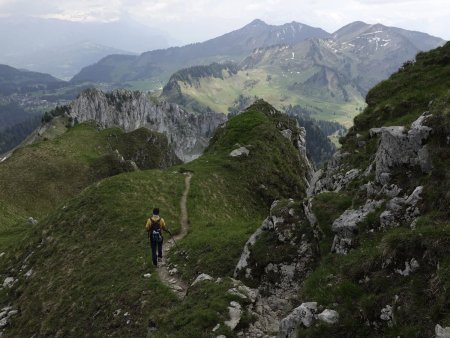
[
  {"left": 297, "top": 42, "right": 450, "bottom": 337},
  {"left": 1, "top": 101, "right": 308, "bottom": 337},
  {"left": 0, "top": 122, "right": 179, "bottom": 251},
  {"left": 1, "top": 170, "right": 185, "bottom": 337}
]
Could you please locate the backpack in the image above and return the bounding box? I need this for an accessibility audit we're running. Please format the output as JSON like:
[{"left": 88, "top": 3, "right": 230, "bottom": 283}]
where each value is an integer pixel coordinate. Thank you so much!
[{"left": 150, "top": 218, "right": 163, "bottom": 243}]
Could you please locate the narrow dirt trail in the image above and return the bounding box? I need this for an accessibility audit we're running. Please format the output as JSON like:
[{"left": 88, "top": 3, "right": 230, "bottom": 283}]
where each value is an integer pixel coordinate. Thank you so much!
[{"left": 157, "top": 172, "right": 192, "bottom": 299}]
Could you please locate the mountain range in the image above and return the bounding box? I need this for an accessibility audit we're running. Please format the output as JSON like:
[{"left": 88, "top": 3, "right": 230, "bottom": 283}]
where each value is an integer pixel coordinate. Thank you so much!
[
  {"left": 0, "top": 19, "right": 445, "bottom": 156},
  {"left": 71, "top": 19, "right": 330, "bottom": 87},
  {"left": 0, "top": 16, "right": 171, "bottom": 80},
  {"left": 161, "top": 21, "right": 444, "bottom": 126}
]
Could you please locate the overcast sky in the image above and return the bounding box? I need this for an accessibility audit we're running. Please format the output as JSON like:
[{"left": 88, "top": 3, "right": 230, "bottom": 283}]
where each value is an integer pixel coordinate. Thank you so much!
[{"left": 0, "top": 0, "right": 449, "bottom": 44}]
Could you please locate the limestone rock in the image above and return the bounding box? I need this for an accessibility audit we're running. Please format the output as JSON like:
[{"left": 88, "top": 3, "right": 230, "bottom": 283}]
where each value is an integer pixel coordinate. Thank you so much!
[
  {"left": 371, "top": 112, "right": 433, "bottom": 183},
  {"left": 380, "top": 186, "right": 423, "bottom": 230},
  {"left": 230, "top": 146, "right": 250, "bottom": 157},
  {"left": 191, "top": 273, "right": 213, "bottom": 286},
  {"left": 278, "top": 302, "right": 317, "bottom": 338},
  {"left": 317, "top": 309, "right": 339, "bottom": 324},
  {"left": 436, "top": 324, "right": 450, "bottom": 338},
  {"left": 308, "top": 152, "right": 360, "bottom": 195},
  {"left": 331, "top": 199, "right": 384, "bottom": 254},
  {"left": 395, "top": 258, "right": 420, "bottom": 276},
  {"left": 225, "top": 301, "right": 242, "bottom": 330},
  {"left": 380, "top": 305, "right": 393, "bottom": 321},
  {"left": 69, "top": 88, "right": 226, "bottom": 162},
  {"left": 2, "top": 277, "right": 16, "bottom": 288}
]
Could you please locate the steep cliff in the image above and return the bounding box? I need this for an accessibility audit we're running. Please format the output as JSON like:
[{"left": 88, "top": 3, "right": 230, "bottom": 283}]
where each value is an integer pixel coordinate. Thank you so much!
[{"left": 68, "top": 88, "right": 227, "bottom": 161}]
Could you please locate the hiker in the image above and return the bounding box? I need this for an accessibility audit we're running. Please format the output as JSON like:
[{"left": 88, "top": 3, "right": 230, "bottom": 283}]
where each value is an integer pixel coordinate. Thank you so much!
[{"left": 145, "top": 208, "right": 169, "bottom": 267}]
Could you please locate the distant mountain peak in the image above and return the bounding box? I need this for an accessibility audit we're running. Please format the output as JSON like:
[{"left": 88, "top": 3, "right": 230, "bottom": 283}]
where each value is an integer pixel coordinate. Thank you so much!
[{"left": 248, "top": 19, "right": 267, "bottom": 26}]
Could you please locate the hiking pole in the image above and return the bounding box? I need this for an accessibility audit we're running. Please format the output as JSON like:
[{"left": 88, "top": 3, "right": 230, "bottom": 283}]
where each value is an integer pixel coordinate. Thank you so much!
[
  {"left": 167, "top": 229, "right": 181, "bottom": 251},
  {"left": 145, "top": 232, "right": 151, "bottom": 266}
]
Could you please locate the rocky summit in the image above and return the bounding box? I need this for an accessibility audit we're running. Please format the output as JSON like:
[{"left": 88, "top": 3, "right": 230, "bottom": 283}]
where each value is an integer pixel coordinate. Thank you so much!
[{"left": 69, "top": 88, "right": 226, "bottom": 161}]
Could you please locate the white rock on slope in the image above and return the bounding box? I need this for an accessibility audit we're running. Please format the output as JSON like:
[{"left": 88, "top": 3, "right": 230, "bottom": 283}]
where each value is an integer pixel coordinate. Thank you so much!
[
  {"left": 331, "top": 199, "right": 384, "bottom": 254},
  {"left": 191, "top": 273, "right": 213, "bottom": 286},
  {"left": 278, "top": 302, "right": 317, "bottom": 338},
  {"left": 370, "top": 112, "right": 433, "bottom": 183}
]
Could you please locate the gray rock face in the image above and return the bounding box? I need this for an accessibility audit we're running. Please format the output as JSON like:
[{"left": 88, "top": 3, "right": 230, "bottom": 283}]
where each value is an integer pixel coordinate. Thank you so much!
[
  {"left": 307, "top": 152, "right": 360, "bottom": 196},
  {"left": 234, "top": 199, "right": 319, "bottom": 338},
  {"left": 331, "top": 199, "right": 384, "bottom": 254},
  {"left": 69, "top": 88, "right": 226, "bottom": 162},
  {"left": 380, "top": 186, "right": 423, "bottom": 230},
  {"left": 370, "top": 112, "right": 433, "bottom": 183}
]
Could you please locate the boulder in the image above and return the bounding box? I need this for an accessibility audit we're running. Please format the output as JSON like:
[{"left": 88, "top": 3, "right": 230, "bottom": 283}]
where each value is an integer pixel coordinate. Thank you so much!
[
  {"left": 278, "top": 302, "right": 317, "bottom": 338},
  {"left": 317, "top": 309, "right": 339, "bottom": 324},
  {"left": 229, "top": 146, "right": 250, "bottom": 157}
]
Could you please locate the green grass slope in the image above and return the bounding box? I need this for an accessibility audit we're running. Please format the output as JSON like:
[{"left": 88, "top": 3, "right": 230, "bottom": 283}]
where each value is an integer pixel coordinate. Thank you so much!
[
  {"left": 0, "top": 121, "right": 179, "bottom": 251},
  {"left": 162, "top": 64, "right": 364, "bottom": 128},
  {"left": 298, "top": 42, "right": 450, "bottom": 337},
  {"left": 0, "top": 101, "right": 310, "bottom": 337}
]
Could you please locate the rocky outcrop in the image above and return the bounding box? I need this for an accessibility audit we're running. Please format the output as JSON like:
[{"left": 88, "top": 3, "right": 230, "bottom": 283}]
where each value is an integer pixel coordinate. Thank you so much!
[
  {"left": 278, "top": 302, "right": 317, "bottom": 337},
  {"left": 68, "top": 88, "right": 227, "bottom": 162},
  {"left": 380, "top": 186, "right": 423, "bottom": 229},
  {"left": 331, "top": 199, "right": 384, "bottom": 254},
  {"left": 234, "top": 199, "right": 319, "bottom": 337},
  {"left": 229, "top": 146, "right": 250, "bottom": 157},
  {"left": 370, "top": 112, "right": 433, "bottom": 184},
  {"left": 307, "top": 151, "right": 359, "bottom": 196},
  {"left": 278, "top": 303, "right": 339, "bottom": 338}
]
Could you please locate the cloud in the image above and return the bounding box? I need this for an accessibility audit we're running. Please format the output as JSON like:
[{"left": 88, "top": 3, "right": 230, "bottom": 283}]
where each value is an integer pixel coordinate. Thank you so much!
[{"left": 0, "top": 0, "right": 448, "bottom": 41}]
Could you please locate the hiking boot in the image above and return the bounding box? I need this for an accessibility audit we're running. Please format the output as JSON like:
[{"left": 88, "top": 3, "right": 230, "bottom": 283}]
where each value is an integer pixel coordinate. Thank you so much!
[{"left": 158, "top": 257, "right": 162, "bottom": 262}]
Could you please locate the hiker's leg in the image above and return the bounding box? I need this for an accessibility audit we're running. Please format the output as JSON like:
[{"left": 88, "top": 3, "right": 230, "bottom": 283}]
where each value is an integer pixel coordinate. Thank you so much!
[
  {"left": 150, "top": 240, "right": 158, "bottom": 266},
  {"left": 158, "top": 237, "right": 163, "bottom": 259}
]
